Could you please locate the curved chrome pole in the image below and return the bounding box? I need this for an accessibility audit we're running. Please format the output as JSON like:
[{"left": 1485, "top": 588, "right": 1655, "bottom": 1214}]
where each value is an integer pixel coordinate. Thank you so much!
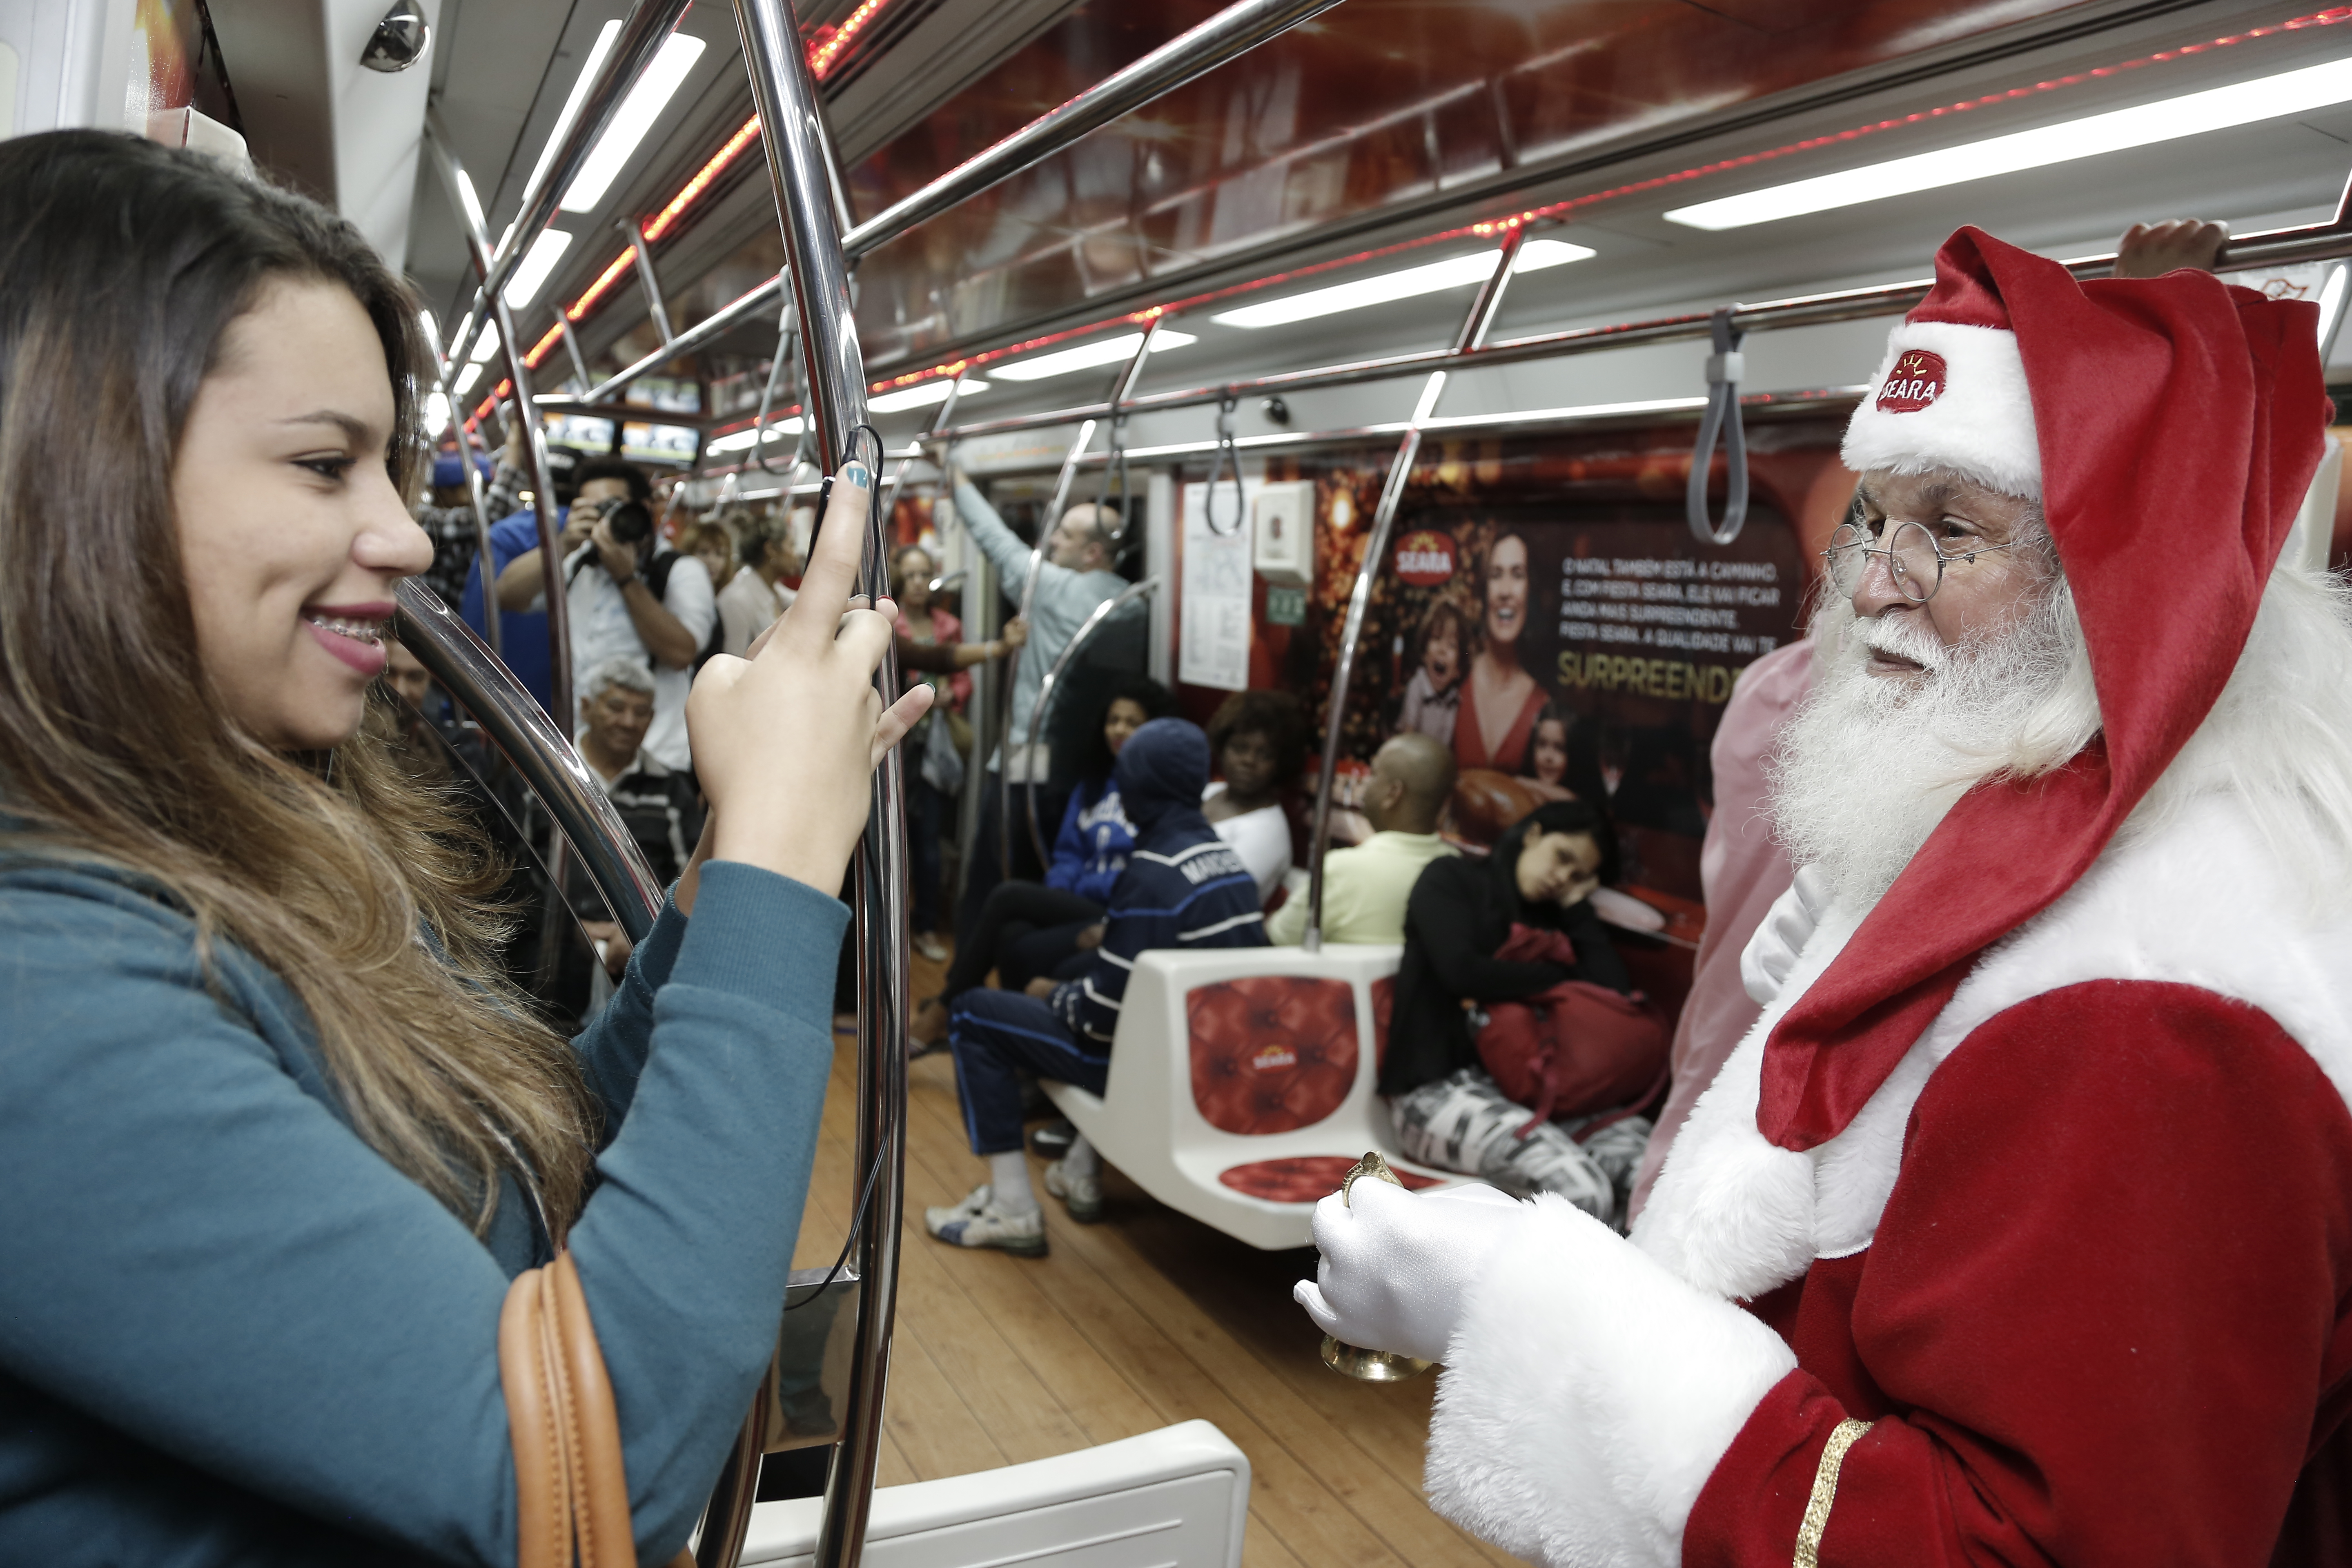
[
  {"left": 425, "top": 114, "right": 574, "bottom": 730},
  {"left": 1305, "top": 234, "right": 1525, "bottom": 947},
  {"left": 392, "top": 581, "right": 663, "bottom": 936},
  {"left": 419, "top": 310, "right": 503, "bottom": 661},
  {"left": 1021, "top": 577, "right": 1160, "bottom": 865},
  {"left": 994, "top": 415, "right": 1098, "bottom": 875},
  {"left": 1303, "top": 372, "right": 1444, "bottom": 953},
  {"left": 731, "top": 6, "right": 905, "bottom": 1568}
]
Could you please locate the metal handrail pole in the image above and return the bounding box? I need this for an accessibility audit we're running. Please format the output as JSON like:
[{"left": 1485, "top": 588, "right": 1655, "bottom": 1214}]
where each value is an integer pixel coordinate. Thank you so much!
[
  {"left": 1020, "top": 577, "right": 1160, "bottom": 865},
  {"left": 554, "top": 308, "right": 592, "bottom": 392},
  {"left": 425, "top": 115, "right": 576, "bottom": 732},
  {"left": 837, "top": 0, "right": 1345, "bottom": 261},
  {"left": 993, "top": 415, "right": 1098, "bottom": 876},
  {"left": 875, "top": 372, "right": 966, "bottom": 530},
  {"left": 393, "top": 582, "right": 664, "bottom": 935},
  {"left": 623, "top": 218, "right": 677, "bottom": 345},
  {"left": 417, "top": 310, "right": 503, "bottom": 660},
  {"left": 476, "top": 0, "right": 694, "bottom": 306},
  {"left": 731, "top": 7, "right": 904, "bottom": 1568},
  {"left": 1303, "top": 372, "right": 1446, "bottom": 953},
  {"left": 571, "top": 0, "right": 1345, "bottom": 411},
  {"left": 927, "top": 205, "right": 2352, "bottom": 446},
  {"left": 572, "top": 269, "right": 791, "bottom": 408}
]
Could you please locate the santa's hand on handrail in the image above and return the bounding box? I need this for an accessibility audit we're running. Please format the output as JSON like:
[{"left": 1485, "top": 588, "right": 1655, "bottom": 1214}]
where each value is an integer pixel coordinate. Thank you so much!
[
  {"left": 1294, "top": 1180, "right": 1523, "bottom": 1366},
  {"left": 685, "top": 461, "right": 933, "bottom": 899}
]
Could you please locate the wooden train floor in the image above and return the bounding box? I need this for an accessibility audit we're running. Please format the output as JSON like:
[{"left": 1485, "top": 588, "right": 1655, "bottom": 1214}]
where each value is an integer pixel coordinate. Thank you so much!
[{"left": 788, "top": 950, "right": 1519, "bottom": 1568}]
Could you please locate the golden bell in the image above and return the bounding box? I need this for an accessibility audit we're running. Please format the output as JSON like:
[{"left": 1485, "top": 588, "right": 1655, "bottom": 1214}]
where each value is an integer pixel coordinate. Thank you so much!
[{"left": 1317, "top": 1152, "right": 1434, "bottom": 1382}]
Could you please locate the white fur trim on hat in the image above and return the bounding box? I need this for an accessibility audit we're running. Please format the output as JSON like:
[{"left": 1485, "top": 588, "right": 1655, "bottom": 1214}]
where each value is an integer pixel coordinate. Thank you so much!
[{"left": 1842, "top": 319, "right": 2041, "bottom": 499}]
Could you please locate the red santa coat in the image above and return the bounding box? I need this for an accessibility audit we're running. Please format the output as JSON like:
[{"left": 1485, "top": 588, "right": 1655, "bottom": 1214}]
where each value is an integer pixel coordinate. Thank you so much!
[{"left": 1423, "top": 791, "right": 2352, "bottom": 1565}]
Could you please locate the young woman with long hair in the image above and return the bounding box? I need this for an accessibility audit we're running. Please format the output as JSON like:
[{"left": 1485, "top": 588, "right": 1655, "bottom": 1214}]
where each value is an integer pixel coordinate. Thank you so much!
[{"left": 0, "top": 131, "right": 925, "bottom": 1564}]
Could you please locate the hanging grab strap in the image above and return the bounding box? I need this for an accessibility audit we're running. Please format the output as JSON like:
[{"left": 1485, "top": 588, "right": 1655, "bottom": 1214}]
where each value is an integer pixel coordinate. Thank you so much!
[
  {"left": 1686, "top": 309, "right": 1750, "bottom": 546},
  {"left": 1204, "top": 392, "right": 1246, "bottom": 536},
  {"left": 1096, "top": 412, "right": 1135, "bottom": 548}
]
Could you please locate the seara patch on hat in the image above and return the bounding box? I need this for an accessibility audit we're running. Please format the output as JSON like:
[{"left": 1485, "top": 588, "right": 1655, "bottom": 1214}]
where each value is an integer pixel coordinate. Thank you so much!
[{"left": 1878, "top": 349, "right": 1947, "bottom": 413}]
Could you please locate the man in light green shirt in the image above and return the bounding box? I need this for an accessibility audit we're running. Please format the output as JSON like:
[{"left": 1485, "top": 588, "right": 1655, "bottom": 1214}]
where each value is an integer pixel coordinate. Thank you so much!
[{"left": 1269, "top": 732, "right": 1457, "bottom": 944}]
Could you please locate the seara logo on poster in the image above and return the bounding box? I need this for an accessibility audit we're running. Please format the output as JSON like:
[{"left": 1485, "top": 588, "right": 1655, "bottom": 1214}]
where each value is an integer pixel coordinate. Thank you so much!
[{"left": 1394, "top": 529, "right": 1456, "bottom": 586}]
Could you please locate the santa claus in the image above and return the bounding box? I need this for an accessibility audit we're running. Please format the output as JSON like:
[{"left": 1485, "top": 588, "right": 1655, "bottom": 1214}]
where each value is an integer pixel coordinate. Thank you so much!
[{"left": 1299, "top": 225, "right": 2352, "bottom": 1565}]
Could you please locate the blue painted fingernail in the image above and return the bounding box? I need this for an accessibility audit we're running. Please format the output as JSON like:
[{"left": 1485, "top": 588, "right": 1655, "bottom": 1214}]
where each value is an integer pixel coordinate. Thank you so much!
[{"left": 841, "top": 461, "right": 871, "bottom": 488}]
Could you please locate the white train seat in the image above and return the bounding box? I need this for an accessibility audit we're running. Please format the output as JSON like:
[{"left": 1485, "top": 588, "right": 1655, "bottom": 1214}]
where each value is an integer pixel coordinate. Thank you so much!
[
  {"left": 739, "top": 1420, "right": 1249, "bottom": 1568},
  {"left": 1042, "top": 944, "right": 1468, "bottom": 1250}
]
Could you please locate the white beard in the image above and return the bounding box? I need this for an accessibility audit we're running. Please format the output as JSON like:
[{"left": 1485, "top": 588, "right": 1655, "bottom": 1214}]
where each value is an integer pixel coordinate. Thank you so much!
[{"left": 1769, "top": 590, "right": 2079, "bottom": 909}]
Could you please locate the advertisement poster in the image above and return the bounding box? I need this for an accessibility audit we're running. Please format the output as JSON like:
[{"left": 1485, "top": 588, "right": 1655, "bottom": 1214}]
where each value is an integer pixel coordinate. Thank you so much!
[{"left": 1282, "top": 434, "right": 1831, "bottom": 900}]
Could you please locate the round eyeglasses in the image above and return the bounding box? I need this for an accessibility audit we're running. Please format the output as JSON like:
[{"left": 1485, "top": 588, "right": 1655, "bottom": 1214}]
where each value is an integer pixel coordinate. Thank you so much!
[{"left": 1821, "top": 519, "right": 2018, "bottom": 604}]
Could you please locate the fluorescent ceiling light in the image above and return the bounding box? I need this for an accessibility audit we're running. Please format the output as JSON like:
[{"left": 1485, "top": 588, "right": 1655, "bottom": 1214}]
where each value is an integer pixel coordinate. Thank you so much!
[
  {"left": 424, "top": 389, "right": 452, "bottom": 432},
  {"left": 454, "top": 169, "right": 488, "bottom": 234},
  {"left": 1212, "top": 238, "right": 1594, "bottom": 330},
  {"left": 706, "top": 417, "right": 806, "bottom": 454},
  {"left": 503, "top": 228, "right": 575, "bottom": 310},
  {"left": 525, "top": 22, "right": 621, "bottom": 201},
  {"left": 560, "top": 32, "right": 707, "bottom": 212},
  {"left": 454, "top": 362, "right": 484, "bottom": 395},
  {"left": 467, "top": 323, "right": 499, "bottom": 363},
  {"left": 990, "top": 329, "right": 1198, "bottom": 382},
  {"left": 2319, "top": 263, "right": 2348, "bottom": 354},
  {"left": 868, "top": 377, "right": 989, "bottom": 413},
  {"left": 1665, "top": 55, "right": 2352, "bottom": 231}
]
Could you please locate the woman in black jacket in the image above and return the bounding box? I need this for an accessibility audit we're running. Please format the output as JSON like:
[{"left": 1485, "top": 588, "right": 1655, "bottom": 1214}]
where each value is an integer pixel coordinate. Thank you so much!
[{"left": 1385, "top": 799, "right": 1647, "bottom": 1221}]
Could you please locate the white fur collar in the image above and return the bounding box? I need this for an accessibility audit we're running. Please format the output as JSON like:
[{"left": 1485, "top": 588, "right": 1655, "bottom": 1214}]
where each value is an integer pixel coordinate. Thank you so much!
[{"left": 1634, "top": 792, "right": 2352, "bottom": 1302}]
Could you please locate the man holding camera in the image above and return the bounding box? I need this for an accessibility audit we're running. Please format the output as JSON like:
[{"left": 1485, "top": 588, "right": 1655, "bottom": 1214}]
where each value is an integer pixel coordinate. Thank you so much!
[{"left": 494, "top": 456, "right": 715, "bottom": 773}]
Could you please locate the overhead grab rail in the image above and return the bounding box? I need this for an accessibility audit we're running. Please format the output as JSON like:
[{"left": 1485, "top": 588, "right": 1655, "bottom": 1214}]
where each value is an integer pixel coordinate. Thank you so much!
[
  {"left": 1305, "top": 229, "right": 1519, "bottom": 951},
  {"left": 1686, "top": 308, "right": 1749, "bottom": 546},
  {"left": 543, "top": 0, "right": 1353, "bottom": 414},
  {"left": 927, "top": 172, "right": 2352, "bottom": 448},
  {"left": 996, "top": 413, "right": 1100, "bottom": 875}
]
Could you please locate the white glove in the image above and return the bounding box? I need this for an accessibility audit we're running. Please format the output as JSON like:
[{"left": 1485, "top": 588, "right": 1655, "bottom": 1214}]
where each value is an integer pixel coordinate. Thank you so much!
[
  {"left": 1738, "top": 864, "right": 1829, "bottom": 1007},
  {"left": 1292, "top": 1180, "right": 1525, "bottom": 1364}
]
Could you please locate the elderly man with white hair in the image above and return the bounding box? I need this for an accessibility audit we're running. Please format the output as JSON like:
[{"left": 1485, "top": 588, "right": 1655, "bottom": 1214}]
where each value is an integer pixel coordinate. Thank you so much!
[{"left": 1300, "top": 226, "right": 2352, "bottom": 1565}]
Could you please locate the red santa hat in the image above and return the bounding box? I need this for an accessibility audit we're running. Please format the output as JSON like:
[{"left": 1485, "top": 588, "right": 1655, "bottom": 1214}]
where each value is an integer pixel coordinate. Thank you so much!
[{"left": 1760, "top": 226, "right": 2332, "bottom": 1152}]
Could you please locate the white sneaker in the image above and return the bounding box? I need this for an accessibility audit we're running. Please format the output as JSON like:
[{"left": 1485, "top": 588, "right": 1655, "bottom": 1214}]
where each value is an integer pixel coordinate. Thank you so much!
[
  {"left": 913, "top": 932, "right": 948, "bottom": 963},
  {"left": 923, "top": 1184, "right": 1047, "bottom": 1256},
  {"left": 1042, "top": 1159, "right": 1102, "bottom": 1223}
]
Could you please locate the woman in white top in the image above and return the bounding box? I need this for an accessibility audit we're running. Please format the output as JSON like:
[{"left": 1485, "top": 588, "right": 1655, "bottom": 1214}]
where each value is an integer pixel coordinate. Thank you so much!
[
  {"left": 1201, "top": 689, "right": 1307, "bottom": 904},
  {"left": 715, "top": 508, "right": 801, "bottom": 657}
]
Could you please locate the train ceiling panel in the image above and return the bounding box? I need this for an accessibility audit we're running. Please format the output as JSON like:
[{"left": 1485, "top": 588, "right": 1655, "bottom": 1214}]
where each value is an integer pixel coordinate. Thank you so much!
[{"left": 838, "top": 0, "right": 2100, "bottom": 372}]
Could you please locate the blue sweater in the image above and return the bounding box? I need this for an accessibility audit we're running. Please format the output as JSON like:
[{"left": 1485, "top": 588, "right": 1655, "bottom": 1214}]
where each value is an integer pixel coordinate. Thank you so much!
[
  {"left": 0, "top": 855, "right": 844, "bottom": 1566},
  {"left": 1045, "top": 777, "right": 1135, "bottom": 905},
  {"left": 1051, "top": 721, "right": 1266, "bottom": 1047}
]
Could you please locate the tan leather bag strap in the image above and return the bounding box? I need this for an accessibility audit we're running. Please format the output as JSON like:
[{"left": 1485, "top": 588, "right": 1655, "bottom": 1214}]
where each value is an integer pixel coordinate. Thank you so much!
[{"left": 503, "top": 1253, "right": 679, "bottom": 1568}]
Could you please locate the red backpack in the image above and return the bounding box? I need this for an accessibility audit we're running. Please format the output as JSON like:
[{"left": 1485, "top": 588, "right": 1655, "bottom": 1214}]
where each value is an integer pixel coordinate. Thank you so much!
[{"left": 1474, "top": 922, "right": 1669, "bottom": 1134}]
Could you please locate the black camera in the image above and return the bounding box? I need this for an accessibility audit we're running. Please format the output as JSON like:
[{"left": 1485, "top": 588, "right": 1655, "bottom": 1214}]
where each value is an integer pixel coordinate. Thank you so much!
[{"left": 606, "top": 499, "right": 654, "bottom": 546}]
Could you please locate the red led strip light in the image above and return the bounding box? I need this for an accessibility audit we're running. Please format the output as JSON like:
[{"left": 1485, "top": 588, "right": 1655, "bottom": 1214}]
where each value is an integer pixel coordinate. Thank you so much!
[{"left": 866, "top": 4, "right": 2352, "bottom": 398}]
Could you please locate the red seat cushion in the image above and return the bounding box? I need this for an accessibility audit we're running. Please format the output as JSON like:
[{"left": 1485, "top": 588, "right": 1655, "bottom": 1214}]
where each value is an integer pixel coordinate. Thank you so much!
[
  {"left": 1217, "top": 1156, "right": 1443, "bottom": 1204},
  {"left": 1186, "top": 976, "right": 1358, "bottom": 1136}
]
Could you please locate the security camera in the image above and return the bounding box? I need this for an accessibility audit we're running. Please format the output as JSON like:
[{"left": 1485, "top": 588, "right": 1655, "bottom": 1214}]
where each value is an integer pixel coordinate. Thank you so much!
[{"left": 361, "top": 0, "right": 431, "bottom": 72}]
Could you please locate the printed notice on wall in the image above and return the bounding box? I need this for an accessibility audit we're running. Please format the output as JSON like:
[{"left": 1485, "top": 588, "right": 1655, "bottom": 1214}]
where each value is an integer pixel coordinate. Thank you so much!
[{"left": 1179, "top": 479, "right": 1258, "bottom": 691}]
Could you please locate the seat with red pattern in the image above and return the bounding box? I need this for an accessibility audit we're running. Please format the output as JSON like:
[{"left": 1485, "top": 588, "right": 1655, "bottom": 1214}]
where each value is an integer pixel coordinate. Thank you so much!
[{"left": 1038, "top": 944, "right": 1470, "bottom": 1250}]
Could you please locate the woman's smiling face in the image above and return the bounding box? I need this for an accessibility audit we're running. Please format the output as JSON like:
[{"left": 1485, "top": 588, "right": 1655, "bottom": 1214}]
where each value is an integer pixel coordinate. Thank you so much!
[
  {"left": 172, "top": 278, "right": 430, "bottom": 751},
  {"left": 1485, "top": 534, "right": 1528, "bottom": 646}
]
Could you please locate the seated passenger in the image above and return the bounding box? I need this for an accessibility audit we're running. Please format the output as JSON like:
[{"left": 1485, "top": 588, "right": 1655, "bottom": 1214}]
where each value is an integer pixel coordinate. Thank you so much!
[
  {"left": 0, "top": 133, "right": 925, "bottom": 1565},
  {"left": 926, "top": 718, "right": 1266, "bottom": 1255},
  {"left": 559, "top": 657, "right": 705, "bottom": 995},
  {"left": 1266, "top": 732, "right": 1457, "bottom": 944},
  {"left": 1384, "top": 800, "right": 1651, "bottom": 1223},
  {"left": 1201, "top": 687, "right": 1305, "bottom": 904},
  {"left": 910, "top": 675, "right": 1172, "bottom": 1045}
]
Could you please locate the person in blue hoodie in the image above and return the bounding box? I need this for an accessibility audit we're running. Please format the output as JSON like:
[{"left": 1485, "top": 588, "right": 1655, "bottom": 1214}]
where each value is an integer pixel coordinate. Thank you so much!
[
  {"left": 0, "top": 134, "right": 926, "bottom": 1568},
  {"left": 927, "top": 718, "right": 1267, "bottom": 1255},
  {"left": 913, "top": 674, "right": 1173, "bottom": 1046}
]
